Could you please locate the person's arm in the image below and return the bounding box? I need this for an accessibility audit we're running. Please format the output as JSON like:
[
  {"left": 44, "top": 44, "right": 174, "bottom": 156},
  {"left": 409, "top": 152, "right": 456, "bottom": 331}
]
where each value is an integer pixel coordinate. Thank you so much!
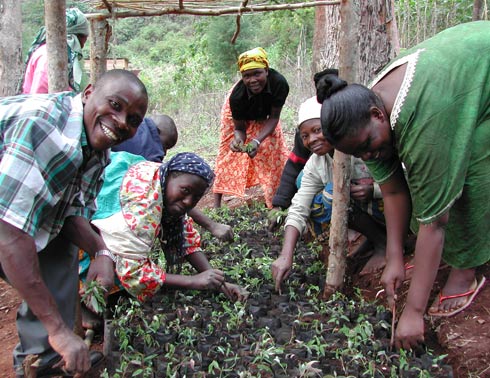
[
  {"left": 394, "top": 213, "right": 447, "bottom": 350},
  {"left": 0, "top": 220, "right": 90, "bottom": 374},
  {"left": 272, "top": 156, "right": 325, "bottom": 290},
  {"left": 61, "top": 216, "right": 115, "bottom": 291},
  {"left": 187, "top": 208, "right": 233, "bottom": 242},
  {"left": 272, "top": 225, "right": 300, "bottom": 291},
  {"left": 379, "top": 167, "right": 412, "bottom": 307},
  {"left": 272, "top": 129, "right": 311, "bottom": 210}
]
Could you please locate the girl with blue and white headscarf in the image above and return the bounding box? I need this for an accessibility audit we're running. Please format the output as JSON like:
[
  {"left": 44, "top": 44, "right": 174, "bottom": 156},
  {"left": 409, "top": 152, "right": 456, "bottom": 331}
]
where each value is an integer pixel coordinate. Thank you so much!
[{"left": 80, "top": 151, "right": 248, "bottom": 304}]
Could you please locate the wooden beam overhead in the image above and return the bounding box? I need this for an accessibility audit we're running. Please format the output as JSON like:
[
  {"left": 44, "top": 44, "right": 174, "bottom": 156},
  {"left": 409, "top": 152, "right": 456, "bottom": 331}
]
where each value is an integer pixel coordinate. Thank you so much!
[{"left": 84, "top": 0, "right": 340, "bottom": 20}]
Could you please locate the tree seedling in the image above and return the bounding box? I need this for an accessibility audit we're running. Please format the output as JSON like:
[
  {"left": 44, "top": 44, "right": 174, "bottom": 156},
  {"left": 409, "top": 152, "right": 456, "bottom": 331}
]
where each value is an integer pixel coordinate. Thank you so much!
[{"left": 81, "top": 280, "right": 107, "bottom": 315}]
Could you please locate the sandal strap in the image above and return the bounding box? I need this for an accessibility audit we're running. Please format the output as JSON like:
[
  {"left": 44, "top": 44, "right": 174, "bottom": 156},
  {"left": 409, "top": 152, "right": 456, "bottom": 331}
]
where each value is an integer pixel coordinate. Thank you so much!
[{"left": 438, "top": 280, "right": 477, "bottom": 305}]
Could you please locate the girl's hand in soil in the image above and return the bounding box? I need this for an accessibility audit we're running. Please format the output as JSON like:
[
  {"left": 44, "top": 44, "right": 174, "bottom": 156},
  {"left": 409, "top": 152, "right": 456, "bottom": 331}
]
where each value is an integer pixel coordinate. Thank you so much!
[
  {"left": 220, "top": 282, "right": 249, "bottom": 302},
  {"left": 394, "top": 307, "right": 425, "bottom": 350},
  {"left": 272, "top": 254, "right": 293, "bottom": 292},
  {"left": 192, "top": 268, "right": 226, "bottom": 290},
  {"left": 267, "top": 207, "right": 287, "bottom": 232},
  {"left": 209, "top": 222, "right": 234, "bottom": 242}
]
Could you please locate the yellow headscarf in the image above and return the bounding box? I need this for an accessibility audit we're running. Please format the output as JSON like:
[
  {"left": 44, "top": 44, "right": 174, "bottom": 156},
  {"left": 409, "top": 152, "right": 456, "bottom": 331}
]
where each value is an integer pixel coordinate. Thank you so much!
[{"left": 237, "top": 47, "right": 269, "bottom": 72}]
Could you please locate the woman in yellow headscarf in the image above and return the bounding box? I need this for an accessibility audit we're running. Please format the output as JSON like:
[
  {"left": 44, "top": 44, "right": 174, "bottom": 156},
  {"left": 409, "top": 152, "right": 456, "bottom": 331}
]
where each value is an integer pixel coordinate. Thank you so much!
[{"left": 213, "top": 47, "right": 289, "bottom": 208}]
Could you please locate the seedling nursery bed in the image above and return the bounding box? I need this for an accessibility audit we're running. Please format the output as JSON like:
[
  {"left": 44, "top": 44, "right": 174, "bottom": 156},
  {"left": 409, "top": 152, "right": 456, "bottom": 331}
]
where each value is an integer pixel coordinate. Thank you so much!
[{"left": 100, "top": 204, "right": 453, "bottom": 378}]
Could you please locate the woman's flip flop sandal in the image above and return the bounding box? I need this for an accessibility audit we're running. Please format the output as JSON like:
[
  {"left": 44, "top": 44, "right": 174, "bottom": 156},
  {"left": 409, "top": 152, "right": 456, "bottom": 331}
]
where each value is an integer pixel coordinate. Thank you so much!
[{"left": 428, "top": 276, "right": 486, "bottom": 317}]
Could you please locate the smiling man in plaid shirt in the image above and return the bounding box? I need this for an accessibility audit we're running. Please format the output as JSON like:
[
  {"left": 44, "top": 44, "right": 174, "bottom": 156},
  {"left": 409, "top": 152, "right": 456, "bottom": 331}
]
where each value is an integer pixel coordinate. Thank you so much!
[{"left": 0, "top": 69, "right": 148, "bottom": 377}]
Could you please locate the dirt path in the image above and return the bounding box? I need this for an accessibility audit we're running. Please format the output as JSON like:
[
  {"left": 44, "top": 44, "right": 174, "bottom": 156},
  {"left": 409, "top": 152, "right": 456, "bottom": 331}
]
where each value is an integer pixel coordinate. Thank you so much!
[{"left": 0, "top": 280, "right": 21, "bottom": 376}]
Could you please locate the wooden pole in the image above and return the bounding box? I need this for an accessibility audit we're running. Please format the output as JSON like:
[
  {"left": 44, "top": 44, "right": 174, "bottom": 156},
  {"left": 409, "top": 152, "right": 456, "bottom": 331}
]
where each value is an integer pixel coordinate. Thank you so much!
[
  {"left": 45, "top": 0, "right": 68, "bottom": 93},
  {"left": 323, "top": 0, "right": 357, "bottom": 298},
  {"left": 86, "top": 0, "right": 341, "bottom": 20},
  {"left": 89, "top": 18, "right": 110, "bottom": 84},
  {"left": 0, "top": 0, "right": 22, "bottom": 96}
]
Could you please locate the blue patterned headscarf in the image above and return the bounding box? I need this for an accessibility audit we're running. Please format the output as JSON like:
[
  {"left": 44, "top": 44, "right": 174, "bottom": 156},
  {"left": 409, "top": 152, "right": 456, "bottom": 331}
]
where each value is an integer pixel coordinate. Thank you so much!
[
  {"left": 158, "top": 152, "right": 214, "bottom": 269},
  {"left": 160, "top": 152, "right": 214, "bottom": 189}
]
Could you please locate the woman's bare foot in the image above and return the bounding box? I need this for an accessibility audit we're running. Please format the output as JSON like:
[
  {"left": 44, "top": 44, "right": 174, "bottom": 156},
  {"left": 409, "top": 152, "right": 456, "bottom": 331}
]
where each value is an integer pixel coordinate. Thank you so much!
[{"left": 359, "top": 247, "right": 386, "bottom": 276}]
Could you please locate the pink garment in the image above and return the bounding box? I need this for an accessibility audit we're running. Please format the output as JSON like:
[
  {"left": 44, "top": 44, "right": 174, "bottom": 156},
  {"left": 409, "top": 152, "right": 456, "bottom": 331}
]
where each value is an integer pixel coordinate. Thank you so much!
[
  {"left": 22, "top": 44, "right": 49, "bottom": 94},
  {"left": 22, "top": 44, "right": 72, "bottom": 94}
]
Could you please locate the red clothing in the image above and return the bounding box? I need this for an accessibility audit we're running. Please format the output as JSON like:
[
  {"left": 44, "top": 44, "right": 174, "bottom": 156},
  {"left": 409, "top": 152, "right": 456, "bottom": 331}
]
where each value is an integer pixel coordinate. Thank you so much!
[{"left": 213, "top": 91, "right": 288, "bottom": 208}]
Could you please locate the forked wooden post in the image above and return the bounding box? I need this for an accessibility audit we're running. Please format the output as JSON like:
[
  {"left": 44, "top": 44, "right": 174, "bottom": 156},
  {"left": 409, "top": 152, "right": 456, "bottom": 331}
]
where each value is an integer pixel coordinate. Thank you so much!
[{"left": 323, "top": 0, "right": 356, "bottom": 298}]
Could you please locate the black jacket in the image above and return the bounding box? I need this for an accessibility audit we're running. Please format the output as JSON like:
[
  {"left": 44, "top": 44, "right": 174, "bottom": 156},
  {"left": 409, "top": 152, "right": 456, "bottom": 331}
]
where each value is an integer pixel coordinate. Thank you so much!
[{"left": 271, "top": 129, "right": 311, "bottom": 209}]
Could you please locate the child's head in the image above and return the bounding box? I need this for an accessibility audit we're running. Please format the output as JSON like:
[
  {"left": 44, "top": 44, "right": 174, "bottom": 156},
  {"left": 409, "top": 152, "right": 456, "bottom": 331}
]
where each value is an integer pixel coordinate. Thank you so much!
[
  {"left": 161, "top": 152, "right": 214, "bottom": 217},
  {"left": 297, "top": 96, "right": 333, "bottom": 156},
  {"left": 151, "top": 114, "right": 178, "bottom": 152}
]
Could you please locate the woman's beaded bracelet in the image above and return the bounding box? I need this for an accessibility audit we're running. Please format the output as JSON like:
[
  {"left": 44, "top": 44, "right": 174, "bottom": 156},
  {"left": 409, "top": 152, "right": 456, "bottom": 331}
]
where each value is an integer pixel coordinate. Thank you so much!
[{"left": 95, "top": 249, "right": 117, "bottom": 263}]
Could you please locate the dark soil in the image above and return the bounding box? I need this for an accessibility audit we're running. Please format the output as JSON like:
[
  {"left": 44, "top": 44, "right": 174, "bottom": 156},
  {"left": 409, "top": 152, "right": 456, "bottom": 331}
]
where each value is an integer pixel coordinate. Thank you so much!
[
  {"left": 98, "top": 201, "right": 488, "bottom": 378},
  {"left": 1, "top": 191, "right": 489, "bottom": 377}
]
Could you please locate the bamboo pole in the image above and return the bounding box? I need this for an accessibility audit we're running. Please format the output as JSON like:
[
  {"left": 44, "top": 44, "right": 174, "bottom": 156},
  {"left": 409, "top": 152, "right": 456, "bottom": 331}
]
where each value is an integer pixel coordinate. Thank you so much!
[
  {"left": 323, "top": 0, "right": 356, "bottom": 298},
  {"left": 45, "top": 0, "right": 68, "bottom": 93}
]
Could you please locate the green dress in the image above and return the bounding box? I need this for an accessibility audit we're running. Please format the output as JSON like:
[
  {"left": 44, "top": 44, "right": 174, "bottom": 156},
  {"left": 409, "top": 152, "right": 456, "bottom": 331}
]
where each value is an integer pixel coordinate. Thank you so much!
[{"left": 366, "top": 21, "right": 490, "bottom": 269}]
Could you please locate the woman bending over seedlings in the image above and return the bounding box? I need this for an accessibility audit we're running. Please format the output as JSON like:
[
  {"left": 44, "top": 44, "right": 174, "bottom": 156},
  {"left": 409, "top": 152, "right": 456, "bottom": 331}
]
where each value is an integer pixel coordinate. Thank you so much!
[
  {"left": 213, "top": 47, "right": 289, "bottom": 209},
  {"left": 80, "top": 152, "right": 248, "bottom": 325},
  {"left": 315, "top": 22, "right": 490, "bottom": 350},
  {"left": 272, "top": 95, "right": 386, "bottom": 291}
]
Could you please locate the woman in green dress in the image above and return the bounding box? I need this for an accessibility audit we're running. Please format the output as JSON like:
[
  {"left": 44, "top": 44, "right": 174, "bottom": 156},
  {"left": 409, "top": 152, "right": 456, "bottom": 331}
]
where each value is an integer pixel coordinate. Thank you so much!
[{"left": 315, "top": 21, "right": 490, "bottom": 350}]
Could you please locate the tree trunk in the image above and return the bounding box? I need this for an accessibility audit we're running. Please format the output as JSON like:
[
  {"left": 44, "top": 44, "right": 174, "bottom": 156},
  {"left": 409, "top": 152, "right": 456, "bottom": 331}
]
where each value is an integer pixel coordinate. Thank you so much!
[
  {"left": 45, "top": 0, "right": 67, "bottom": 93},
  {"left": 0, "top": 0, "right": 22, "bottom": 96},
  {"left": 358, "top": 0, "right": 399, "bottom": 84},
  {"left": 316, "top": 0, "right": 399, "bottom": 297},
  {"left": 89, "top": 18, "right": 111, "bottom": 84},
  {"left": 323, "top": 0, "right": 355, "bottom": 298},
  {"left": 313, "top": 0, "right": 398, "bottom": 84},
  {"left": 473, "top": 0, "right": 483, "bottom": 20},
  {"left": 312, "top": 1, "right": 340, "bottom": 73}
]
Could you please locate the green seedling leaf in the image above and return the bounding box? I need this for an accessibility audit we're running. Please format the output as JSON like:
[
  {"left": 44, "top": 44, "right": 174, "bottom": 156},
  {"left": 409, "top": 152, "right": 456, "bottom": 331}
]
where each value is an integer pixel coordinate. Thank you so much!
[{"left": 81, "top": 280, "right": 107, "bottom": 315}]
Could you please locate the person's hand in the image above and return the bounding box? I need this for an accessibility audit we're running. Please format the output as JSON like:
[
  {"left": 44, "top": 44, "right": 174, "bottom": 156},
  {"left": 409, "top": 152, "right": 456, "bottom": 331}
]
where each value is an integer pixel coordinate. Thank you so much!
[
  {"left": 394, "top": 307, "right": 425, "bottom": 350},
  {"left": 230, "top": 130, "right": 246, "bottom": 152},
  {"left": 192, "top": 269, "right": 225, "bottom": 290},
  {"left": 350, "top": 180, "right": 374, "bottom": 202},
  {"left": 380, "top": 258, "right": 405, "bottom": 308},
  {"left": 267, "top": 207, "right": 287, "bottom": 232},
  {"left": 271, "top": 254, "right": 293, "bottom": 292},
  {"left": 48, "top": 326, "right": 91, "bottom": 376},
  {"left": 246, "top": 139, "right": 260, "bottom": 159},
  {"left": 209, "top": 222, "right": 234, "bottom": 242},
  {"left": 85, "top": 255, "right": 115, "bottom": 294},
  {"left": 220, "top": 282, "right": 250, "bottom": 302}
]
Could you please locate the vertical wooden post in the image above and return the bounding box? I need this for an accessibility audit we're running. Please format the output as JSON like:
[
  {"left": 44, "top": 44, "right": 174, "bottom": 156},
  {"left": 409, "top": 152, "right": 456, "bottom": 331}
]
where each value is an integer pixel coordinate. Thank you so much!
[
  {"left": 323, "top": 0, "right": 357, "bottom": 298},
  {"left": 0, "top": 0, "right": 22, "bottom": 96},
  {"left": 89, "top": 17, "right": 110, "bottom": 84},
  {"left": 45, "top": 0, "right": 67, "bottom": 93}
]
